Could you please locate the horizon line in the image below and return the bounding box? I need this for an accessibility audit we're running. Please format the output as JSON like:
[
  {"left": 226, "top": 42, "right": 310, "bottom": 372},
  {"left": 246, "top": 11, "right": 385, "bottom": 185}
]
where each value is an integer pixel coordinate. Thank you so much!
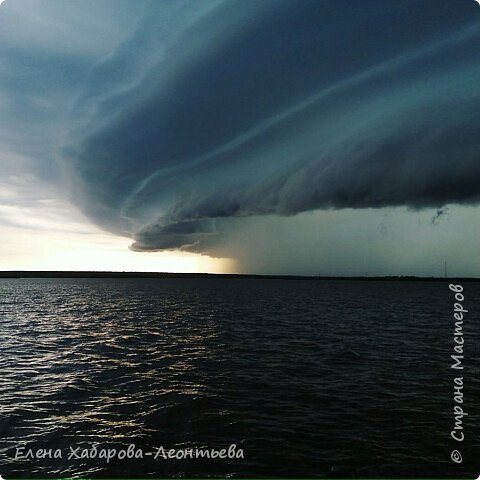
[{"left": 0, "top": 271, "right": 478, "bottom": 281}]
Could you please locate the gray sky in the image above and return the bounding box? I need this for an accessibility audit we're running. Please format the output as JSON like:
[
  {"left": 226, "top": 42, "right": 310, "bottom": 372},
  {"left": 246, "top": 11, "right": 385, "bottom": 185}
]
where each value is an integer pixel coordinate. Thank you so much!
[{"left": 1, "top": 0, "right": 479, "bottom": 275}]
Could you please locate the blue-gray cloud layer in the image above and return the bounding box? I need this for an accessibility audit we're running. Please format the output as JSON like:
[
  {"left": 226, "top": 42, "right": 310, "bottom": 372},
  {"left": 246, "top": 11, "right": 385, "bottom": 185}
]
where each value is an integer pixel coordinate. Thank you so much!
[{"left": 4, "top": 0, "right": 480, "bottom": 254}]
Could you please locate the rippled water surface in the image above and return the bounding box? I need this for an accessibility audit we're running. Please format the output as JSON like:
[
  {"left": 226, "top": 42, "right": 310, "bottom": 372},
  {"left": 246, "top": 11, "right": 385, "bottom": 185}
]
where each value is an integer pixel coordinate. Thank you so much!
[{"left": 0, "top": 278, "right": 479, "bottom": 478}]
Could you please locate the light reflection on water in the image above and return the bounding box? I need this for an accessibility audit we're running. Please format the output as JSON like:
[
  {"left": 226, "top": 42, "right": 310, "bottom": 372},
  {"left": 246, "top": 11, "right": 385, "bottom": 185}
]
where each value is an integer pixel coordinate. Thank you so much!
[{"left": 0, "top": 278, "right": 478, "bottom": 478}]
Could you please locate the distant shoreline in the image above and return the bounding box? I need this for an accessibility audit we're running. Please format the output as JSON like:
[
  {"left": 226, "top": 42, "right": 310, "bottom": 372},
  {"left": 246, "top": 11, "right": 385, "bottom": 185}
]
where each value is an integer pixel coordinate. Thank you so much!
[{"left": 0, "top": 271, "right": 478, "bottom": 281}]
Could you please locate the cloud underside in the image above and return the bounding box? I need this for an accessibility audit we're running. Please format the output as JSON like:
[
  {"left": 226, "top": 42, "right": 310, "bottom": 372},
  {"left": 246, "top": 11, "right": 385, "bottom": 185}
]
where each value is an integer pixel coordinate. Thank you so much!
[{"left": 61, "top": 1, "right": 480, "bottom": 254}]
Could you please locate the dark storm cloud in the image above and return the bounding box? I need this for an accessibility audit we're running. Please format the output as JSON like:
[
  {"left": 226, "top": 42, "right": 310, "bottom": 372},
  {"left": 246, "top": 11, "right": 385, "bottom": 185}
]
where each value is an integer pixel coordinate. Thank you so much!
[
  {"left": 56, "top": 0, "right": 480, "bottom": 252},
  {"left": 0, "top": 0, "right": 145, "bottom": 180},
  {"left": 130, "top": 219, "right": 217, "bottom": 252}
]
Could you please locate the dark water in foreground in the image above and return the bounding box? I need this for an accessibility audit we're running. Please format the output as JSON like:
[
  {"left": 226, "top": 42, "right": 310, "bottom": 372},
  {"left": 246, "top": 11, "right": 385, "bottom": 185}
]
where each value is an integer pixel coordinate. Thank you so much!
[{"left": 0, "top": 278, "right": 478, "bottom": 478}]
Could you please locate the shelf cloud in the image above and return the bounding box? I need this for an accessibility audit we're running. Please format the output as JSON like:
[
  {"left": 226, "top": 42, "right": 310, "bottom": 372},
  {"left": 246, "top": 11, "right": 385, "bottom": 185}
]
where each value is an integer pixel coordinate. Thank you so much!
[{"left": 2, "top": 0, "right": 480, "bottom": 262}]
